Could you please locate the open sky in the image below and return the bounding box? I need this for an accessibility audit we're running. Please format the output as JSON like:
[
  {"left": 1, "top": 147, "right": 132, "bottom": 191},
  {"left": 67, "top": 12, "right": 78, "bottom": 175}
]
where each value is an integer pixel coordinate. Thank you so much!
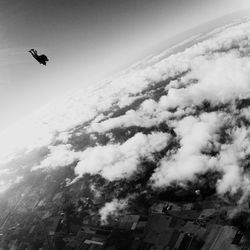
[{"left": 1, "top": 0, "right": 250, "bottom": 132}]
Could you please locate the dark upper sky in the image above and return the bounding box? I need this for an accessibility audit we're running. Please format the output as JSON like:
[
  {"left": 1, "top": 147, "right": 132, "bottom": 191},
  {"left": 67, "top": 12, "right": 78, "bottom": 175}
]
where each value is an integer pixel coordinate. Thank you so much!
[{"left": 1, "top": 0, "right": 250, "bottom": 131}]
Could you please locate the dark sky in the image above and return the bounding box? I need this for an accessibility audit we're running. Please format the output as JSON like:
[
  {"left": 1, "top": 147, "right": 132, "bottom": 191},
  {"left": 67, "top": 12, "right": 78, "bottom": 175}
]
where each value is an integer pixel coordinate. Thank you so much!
[{"left": 0, "top": 0, "right": 250, "bottom": 131}]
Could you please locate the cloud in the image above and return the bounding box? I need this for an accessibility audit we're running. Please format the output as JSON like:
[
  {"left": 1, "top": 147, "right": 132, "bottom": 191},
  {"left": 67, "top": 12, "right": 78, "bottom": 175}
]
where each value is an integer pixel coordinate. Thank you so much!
[
  {"left": 150, "top": 114, "right": 250, "bottom": 201},
  {"left": 216, "top": 127, "right": 250, "bottom": 196},
  {"left": 56, "top": 131, "right": 71, "bottom": 143},
  {"left": 150, "top": 112, "right": 222, "bottom": 187},
  {"left": 74, "top": 132, "right": 171, "bottom": 181},
  {"left": 99, "top": 198, "right": 128, "bottom": 224},
  {"left": 160, "top": 53, "right": 250, "bottom": 109},
  {"left": 89, "top": 99, "right": 173, "bottom": 133},
  {"left": 33, "top": 144, "right": 80, "bottom": 170},
  {"left": 34, "top": 132, "right": 171, "bottom": 182}
]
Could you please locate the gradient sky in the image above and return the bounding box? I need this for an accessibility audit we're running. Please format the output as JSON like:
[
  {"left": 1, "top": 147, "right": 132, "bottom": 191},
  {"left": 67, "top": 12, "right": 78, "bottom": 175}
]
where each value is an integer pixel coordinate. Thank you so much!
[{"left": 1, "top": 0, "right": 250, "bottom": 132}]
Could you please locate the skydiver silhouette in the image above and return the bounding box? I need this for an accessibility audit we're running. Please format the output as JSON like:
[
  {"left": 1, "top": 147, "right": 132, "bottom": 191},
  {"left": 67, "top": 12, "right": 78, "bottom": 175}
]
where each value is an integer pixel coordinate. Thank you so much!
[{"left": 28, "top": 49, "right": 49, "bottom": 66}]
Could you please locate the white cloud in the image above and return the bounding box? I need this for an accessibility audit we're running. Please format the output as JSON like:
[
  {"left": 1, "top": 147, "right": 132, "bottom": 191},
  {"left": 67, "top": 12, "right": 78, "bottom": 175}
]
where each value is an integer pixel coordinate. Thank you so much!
[
  {"left": 151, "top": 112, "right": 222, "bottom": 187},
  {"left": 159, "top": 53, "right": 250, "bottom": 109},
  {"left": 99, "top": 198, "right": 128, "bottom": 224},
  {"left": 216, "top": 127, "right": 250, "bottom": 196},
  {"left": 56, "top": 131, "right": 71, "bottom": 143},
  {"left": 33, "top": 144, "right": 80, "bottom": 170},
  {"left": 74, "top": 132, "right": 171, "bottom": 181},
  {"left": 89, "top": 99, "right": 173, "bottom": 133}
]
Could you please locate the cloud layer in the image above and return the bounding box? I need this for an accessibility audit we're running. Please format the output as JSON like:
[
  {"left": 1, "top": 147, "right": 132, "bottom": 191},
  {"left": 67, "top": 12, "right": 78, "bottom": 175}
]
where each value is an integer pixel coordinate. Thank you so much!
[{"left": 3, "top": 18, "right": 250, "bottom": 208}]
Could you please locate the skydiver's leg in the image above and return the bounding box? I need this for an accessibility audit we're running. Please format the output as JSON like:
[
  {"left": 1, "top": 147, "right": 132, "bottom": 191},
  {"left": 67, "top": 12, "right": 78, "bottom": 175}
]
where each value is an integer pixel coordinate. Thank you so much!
[{"left": 29, "top": 49, "right": 35, "bottom": 55}]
